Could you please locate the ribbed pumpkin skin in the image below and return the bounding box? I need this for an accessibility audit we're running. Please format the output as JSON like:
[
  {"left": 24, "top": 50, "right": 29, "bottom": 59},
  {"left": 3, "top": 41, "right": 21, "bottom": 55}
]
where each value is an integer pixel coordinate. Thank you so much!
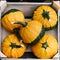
[
  {"left": 2, "top": 34, "right": 26, "bottom": 58},
  {"left": 32, "top": 34, "right": 58, "bottom": 58},
  {"left": 2, "top": 11, "right": 25, "bottom": 32},
  {"left": 20, "top": 20, "right": 43, "bottom": 43},
  {"left": 33, "top": 6, "right": 57, "bottom": 30}
]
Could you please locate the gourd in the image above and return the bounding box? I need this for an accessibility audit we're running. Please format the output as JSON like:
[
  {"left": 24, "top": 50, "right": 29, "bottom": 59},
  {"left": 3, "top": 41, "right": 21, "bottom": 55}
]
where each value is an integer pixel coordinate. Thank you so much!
[
  {"left": 33, "top": 5, "right": 58, "bottom": 30},
  {"left": 32, "top": 34, "right": 58, "bottom": 58},
  {"left": 13, "top": 20, "right": 45, "bottom": 46},
  {"left": 2, "top": 9, "right": 25, "bottom": 32},
  {"left": 2, "top": 34, "right": 26, "bottom": 58}
]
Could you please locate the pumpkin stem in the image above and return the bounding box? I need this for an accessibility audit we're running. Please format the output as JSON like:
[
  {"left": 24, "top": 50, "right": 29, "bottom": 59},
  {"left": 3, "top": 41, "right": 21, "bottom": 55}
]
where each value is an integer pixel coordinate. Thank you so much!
[
  {"left": 13, "top": 28, "right": 22, "bottom": 41},
  {"left": 13, "top": 22, "right": 27, "bottom": 27},
  {"left": 42, "top": 42, "right": 48, "bottom": 49},
  {"left": 10, "top": 43, "right": 22, "bottom": 48},
  {"left": 42, "top": 10, "right": 50, "bottom": 20}
]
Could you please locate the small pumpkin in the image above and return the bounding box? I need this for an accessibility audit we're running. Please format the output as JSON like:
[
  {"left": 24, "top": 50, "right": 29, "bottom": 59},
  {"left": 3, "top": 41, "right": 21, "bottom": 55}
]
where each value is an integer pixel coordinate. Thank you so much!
[
  {"left": 2, "top": 9, "right": 25, "bottom": 32},
  {"left": 33, "top": 5, "right": 58, "bottom": 30},
  {"left": 13, "top": 20, "right": 45, "bottom": 46},
  {"left": 2, "top": 34, "right": 26, "bottom": 58},
  {"left": 32, "top": 34, "right": 58, "bottom": 58}
]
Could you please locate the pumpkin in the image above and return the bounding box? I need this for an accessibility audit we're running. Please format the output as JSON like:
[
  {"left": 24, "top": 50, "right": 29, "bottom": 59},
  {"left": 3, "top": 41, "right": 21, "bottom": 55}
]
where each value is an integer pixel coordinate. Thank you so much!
[
  {"left": 32, "top": 34, "right": 58, "bottom": 58},
  {"left": 2, "top": 34, "right": 26, "bottom": 58},
  {"left": 13, "top": 20, "right": 45, "bottom": 46},
  {"left": 2, "top": 9, "right": 25, "bottom": 32},
  {"left": 33, "top": 5, "right": 58, "bottom": 30}
]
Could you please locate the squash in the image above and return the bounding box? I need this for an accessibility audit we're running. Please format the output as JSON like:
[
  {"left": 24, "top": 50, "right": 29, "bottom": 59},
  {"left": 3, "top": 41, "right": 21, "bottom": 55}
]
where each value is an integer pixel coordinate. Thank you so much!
[
  {"left": 13, "top": 20, "right": 45, "bottom": 46},
  {"left": 32, "top": 34, "right": 58, "bottom": 58},
  {"left": 33, "top": 6, "right": 58, "bottom": 30},
  {"left": 2, "top": 34, "right": 26, "bottom": 58},
  {"left": 2, "top": 9, "right": 25, "bottom": 32}
]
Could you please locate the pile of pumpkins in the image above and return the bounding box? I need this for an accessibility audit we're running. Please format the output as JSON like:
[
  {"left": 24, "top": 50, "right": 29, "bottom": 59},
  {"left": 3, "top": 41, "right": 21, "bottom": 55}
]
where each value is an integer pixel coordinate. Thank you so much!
[{"left": 1, "top": 5, "right": 58, "bottom": 58}]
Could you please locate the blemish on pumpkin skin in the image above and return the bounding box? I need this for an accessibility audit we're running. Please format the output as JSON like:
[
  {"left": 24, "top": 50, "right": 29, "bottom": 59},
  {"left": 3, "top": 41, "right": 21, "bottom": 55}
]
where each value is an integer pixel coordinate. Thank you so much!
[
  {"left": 49, "top": 19, "right": 51, "bottom": 22},
  {"left": 21, "top": 44, "right": 24, "bottom": 47},
  {"left": 11, "top": 22, "right": 15, "bottom": 24},
  {"left": 20, "top": 40, "right": 24, "bottom": 47}
]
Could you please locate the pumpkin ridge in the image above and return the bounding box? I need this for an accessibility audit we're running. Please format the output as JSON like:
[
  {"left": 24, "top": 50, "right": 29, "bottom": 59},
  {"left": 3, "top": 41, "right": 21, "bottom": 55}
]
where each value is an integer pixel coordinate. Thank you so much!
[
  {"left": 25, "top": 25, "right": 41, "bottom": 43},
  {"left": 2, "top": 16, "right": 11, "bottom": 31},
  {"left": 29, "top": 26, "right": 45, "bottom": 46},
  {"left": 6, "top": 15, "right": 13, "bottom": 30}
]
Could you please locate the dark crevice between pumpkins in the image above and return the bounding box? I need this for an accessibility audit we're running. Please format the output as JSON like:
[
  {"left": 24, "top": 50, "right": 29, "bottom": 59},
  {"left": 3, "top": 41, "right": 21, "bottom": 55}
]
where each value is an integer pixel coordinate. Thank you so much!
[
  {"left": 13, "top": 28, "right": 23, "bottom": 48},
  {"left": 10, "top": 43, "right": 22, "bottom": 48},
  {"left": 42, "top": 10, "right": 50, "bottom": 20},
  {"left": 13, "top": 28, "right": 22, "bottom": 41},
  {"left": 42, "top": 42, "right": 48, "bottom": 49}
]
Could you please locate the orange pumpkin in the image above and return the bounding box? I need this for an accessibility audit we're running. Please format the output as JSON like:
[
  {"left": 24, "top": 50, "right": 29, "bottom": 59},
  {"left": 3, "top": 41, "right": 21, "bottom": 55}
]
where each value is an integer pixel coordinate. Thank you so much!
[
  {"left": 32, "top": 34, "right": 58, "bottom": 58},
  {"left": 2, "top": 9, "right": 25, "bottom": 32},
  {"left": 2, "top": 34, "right": 26, "bottom": 58},
  {"left": 13, "top": 20, "right": 45, "bottom": 46},
  {"left": 33, "top": 6, "right": 58, "bottom": 30}
]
